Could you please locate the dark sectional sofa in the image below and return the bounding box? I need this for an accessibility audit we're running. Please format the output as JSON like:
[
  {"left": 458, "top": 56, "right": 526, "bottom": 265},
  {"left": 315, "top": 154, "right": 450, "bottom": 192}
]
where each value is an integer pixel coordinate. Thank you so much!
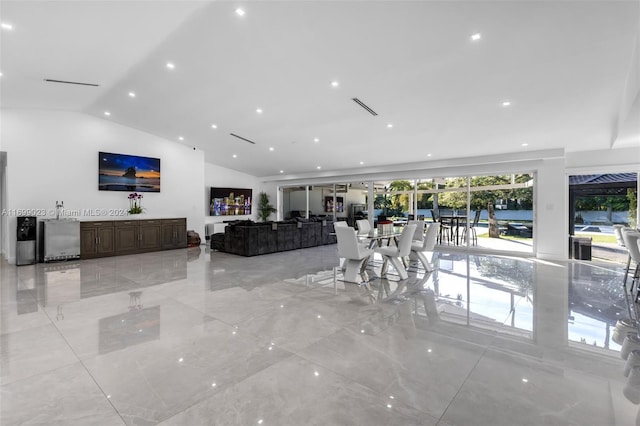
[{"left": 211, "top": 218, "right": 338, "bottom": 256}]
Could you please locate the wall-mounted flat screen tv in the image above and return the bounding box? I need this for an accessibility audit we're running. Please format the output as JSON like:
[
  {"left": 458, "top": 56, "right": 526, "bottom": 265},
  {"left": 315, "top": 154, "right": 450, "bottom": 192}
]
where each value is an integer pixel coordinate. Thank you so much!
[
  {"left": 99, "top": 151, "right": 160, "bottom": 192},
  {"left": 325, "top": 196, "right": 344, "bottom": 213},
  {"left": 210, "top": 187, "right": 252, "bottom": 216}
]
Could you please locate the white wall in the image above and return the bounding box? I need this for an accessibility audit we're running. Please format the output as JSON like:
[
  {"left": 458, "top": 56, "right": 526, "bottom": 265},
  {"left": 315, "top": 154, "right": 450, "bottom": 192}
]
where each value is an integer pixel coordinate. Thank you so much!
[
  {"left": 535, "top": 158, "right": 568, "bottom": 260},
  {"left": 1, "top": 109, "right": 205, "bottom": 264},
  {"left": 566, "top": 146, "right": 640, "bottom": 172},
  {"left": 203, "top": 163, "right": 271, "bottom": 233}
]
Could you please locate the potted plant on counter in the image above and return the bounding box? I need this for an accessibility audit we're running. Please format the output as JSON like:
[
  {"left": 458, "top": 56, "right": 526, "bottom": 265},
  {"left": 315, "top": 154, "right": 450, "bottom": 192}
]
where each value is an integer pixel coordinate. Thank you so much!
[{"left": 257, "top": 192, "right": 276, "bottom": 222}]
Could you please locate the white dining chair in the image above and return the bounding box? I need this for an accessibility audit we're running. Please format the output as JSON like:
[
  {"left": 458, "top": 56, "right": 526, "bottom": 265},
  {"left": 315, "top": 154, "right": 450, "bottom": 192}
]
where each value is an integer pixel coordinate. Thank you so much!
[
  {"left": 410, "top": 222, "right": 440, "bottom": 272},
  {"left": 356, "top": 219, "right": 372, "bottom": 237},
  {"left": 335, "top": 225, "right": 374, "bottom": 283},
  {"left": 408, "top": 220, "right": 425, "bottom": 242},
  {"left": 374, "top": 223, "right": 416, "bottom": 280}
]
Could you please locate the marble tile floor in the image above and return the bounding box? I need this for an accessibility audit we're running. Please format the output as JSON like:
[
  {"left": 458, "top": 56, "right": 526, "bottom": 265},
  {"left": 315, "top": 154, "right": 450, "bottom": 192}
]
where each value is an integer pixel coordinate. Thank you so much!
[{"left": 0, "top": 245, "right": 638, "bottom": 425}]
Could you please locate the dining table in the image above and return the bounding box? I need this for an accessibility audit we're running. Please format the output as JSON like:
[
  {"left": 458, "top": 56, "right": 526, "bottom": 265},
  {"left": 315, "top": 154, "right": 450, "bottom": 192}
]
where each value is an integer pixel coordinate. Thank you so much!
[{"left": 362, "top": 227, "right": 403, "bottom": 249}]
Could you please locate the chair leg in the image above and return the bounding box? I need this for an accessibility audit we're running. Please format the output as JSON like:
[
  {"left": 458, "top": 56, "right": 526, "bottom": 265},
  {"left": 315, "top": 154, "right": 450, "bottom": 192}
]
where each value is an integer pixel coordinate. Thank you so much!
[
  {"left": 387, "top": 256, "right": 409, "bottom": 280},
  {"left": 343, "top": 258, "right": 367, "bottom": 283},
  {"left": 380, "top": 257, "right": 389, "bottom": 277},
  {"left": 416, "top": 251, "right": 433, "bottom": 272}
]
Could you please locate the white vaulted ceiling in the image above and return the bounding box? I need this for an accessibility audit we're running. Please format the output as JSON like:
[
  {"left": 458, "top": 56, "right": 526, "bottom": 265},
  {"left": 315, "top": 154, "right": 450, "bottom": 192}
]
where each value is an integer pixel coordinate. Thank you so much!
[{"left": 1, "top": 1, "right": 639, "bottom": 178}]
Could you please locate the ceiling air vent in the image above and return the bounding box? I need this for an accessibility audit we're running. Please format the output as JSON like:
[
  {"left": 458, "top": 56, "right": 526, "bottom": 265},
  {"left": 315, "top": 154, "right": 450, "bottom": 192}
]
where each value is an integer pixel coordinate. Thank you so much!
[
  {"left": 352, "top": 98, "right": 378, "bottom": 116},
  {"left": 229, "top": 133, "right": 256, "bottom": 145},
  {"left": 44, "top": 79, "right": 99, "bottom": 87}
]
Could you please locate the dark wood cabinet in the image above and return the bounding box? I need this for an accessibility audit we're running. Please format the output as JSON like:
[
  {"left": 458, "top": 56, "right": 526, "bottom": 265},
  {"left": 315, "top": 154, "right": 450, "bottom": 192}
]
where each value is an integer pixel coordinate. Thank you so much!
[
  {"left": 139, "top": 220, "right": 162, "bottom": 250},
  {"left": 80, "top": 218, "right": 186, "bottom": 259},
  {"left": 113, "top": 221, "right": 137, "bottom": 253},
  {"left": 80, "top": 221, "right": 115, "bottom": 259},
  {"left": 161, "top": 218, "right": 187, "bottom": 249}
]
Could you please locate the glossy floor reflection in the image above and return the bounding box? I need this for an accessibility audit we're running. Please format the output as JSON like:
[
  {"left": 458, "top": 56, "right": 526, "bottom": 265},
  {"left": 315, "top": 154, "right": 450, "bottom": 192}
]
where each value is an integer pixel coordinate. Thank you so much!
[{"left": 0, "top": 245, "right": 636, "bottom": 425}]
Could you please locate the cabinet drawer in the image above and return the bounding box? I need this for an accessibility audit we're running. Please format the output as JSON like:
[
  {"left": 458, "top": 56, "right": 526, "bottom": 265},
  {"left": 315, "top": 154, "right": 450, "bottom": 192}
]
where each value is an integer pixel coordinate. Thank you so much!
[
  {"left": 162, "top": 218, "right": 186, "bottom": 225},
  {"left": 116, "top": 221, "right": 138, "bottom": 227},
  {"left": 81, "top": 221, "right": 114, "bottom": 228}
]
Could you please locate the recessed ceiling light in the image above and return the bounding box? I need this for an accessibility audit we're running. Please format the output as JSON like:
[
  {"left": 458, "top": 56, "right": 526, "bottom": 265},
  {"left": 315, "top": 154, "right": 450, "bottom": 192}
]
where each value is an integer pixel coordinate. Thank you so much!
[
  {"left": 232, "top": 154, "right": 238, "bottom": 158},
  {"left": 235, "top": 8, "right": 245, "bottom": 16},
  {"left": 1, "top": 23, "right": 13, "bottom": 31},
  {"left": 313, "top": 138, "right": 319, "bottom": 143},
  {"left": 359, "top": 161, "right": 364, "bottom": 165},
  {"left": 166, "top": 62, "right": 175, "bottom": 69},
  {"left": 501, "top": 100, "right": 512, "bottom": 107},
  {"left": 387, "top": 123, "right": 393, "bottom": 128},
  {"left": 178, "top": 136, "right": 184, "bottom": 141},
  {"left": 427, "top": 153, "right": 432, "bottom": 157},
  {"left": 269, "top": 147, "right": 274, "bottom": 151},
  {"left": 128, "top": 92, "right": 136, "bottom": 98},
  {"left": 471, "top": 33, "right": 481, "bottom": 41},
  {"left": 0, "top": 72, "right": 3, "bottom": 77},
  {"left": 522, "top": 143, "right": 528, "bottom": 147},
  {"left": 256, "top": 108, "right": 263, "bottom": 114},
  {"left": 330, "top": 81, "right": 339, "bottom": 88},
  {"left": 103, "top": 111, "right": 111, "bottom": 116},
  {"left": 317, "top": 166, "right": 321, "bottom": 170},
  {"left": 279, "top": 170, "right": 284, "bottom": 173},
  {"left": 211, "top": 124, "right": 218, "bottom": 129}
]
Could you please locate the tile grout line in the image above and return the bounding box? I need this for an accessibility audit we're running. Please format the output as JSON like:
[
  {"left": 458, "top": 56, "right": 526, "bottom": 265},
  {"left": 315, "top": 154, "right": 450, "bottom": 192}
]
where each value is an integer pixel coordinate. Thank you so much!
[
  {"left": 435, "top": 336, "right": 492, "bottom": 425},
  {"left": 40, "top": 302, "right": 129, "bottom": 426}
]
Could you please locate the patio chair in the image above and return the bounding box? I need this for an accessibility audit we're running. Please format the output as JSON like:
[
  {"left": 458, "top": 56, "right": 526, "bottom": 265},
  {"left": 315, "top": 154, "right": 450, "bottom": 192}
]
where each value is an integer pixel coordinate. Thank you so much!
[
  {"left": 462, "top": 210, "right": 481, "bottom": 245},
  {"left": 432, "top": 209, "right": 451, "bottom": 244}
]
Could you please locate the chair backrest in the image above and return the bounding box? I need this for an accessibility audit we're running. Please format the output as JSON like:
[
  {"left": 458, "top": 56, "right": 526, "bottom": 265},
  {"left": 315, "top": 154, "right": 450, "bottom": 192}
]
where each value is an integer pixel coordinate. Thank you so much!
[
  {"left": 356, "top": 219, "right": 371, "bottom": 235},
  {"left": 377, "top": 215, "right": 387, "bottom": 222},
  {"left": 622, "top": 230, "right": 640, "bottom": 263},
  {"left": 333, "top": 221, "right": 349, "bottom": 229},
  {"left": 408, "top": 220, "right": 425, "bottom": 241},
  {"left": 336, "top": 226, "right": 366, "bottom": 259},
  {"left": 439, "top": 208, "right": 453, "bottom": 217},
  {"left": 613, "top": 225, "right": 627, "bottom": 246},
  {"left": 471, "top": 210, "right": 481, "bottom": 226},
  {"left": 422, "top": 222, "right": 440, "bottom": 251},
  {"left": 430, "top": 209, "right": 439, "bottom": 222},
  {"left": 397, "top": 223, "right": 417, "bottom": 257}
]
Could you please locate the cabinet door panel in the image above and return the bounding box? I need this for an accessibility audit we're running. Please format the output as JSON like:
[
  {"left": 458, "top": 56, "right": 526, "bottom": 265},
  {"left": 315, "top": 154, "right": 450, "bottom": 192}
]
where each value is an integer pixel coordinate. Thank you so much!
[
  {"left": 97, "top": 227, "right": 115, "bottom": 254},
  {"left": 140, "top": 224, "right": 161, "bottom": 250},
  {"left": 80, "top": 227, "right": 98, "bottom": 258},
  {"left": 174, "top": 225, "right": 187, "bottom": 248},
  {"left": 161, "top": 225, "right": 175, "bottom": 248},
  {"left": 115, "top": 226, "right": 138, "bottom": 253}
]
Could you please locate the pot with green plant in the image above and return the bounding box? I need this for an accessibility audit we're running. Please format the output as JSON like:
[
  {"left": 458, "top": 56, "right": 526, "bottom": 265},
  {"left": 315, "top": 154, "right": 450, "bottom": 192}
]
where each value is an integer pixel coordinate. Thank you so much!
[{"left": 257, "top": 192, "right": 277, "bottom": 222}]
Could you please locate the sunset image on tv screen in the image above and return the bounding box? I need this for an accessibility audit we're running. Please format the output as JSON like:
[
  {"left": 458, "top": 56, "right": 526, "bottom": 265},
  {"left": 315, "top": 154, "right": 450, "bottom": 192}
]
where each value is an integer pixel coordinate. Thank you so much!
[{"left": 99, "top": 152, "right": 161, "bottom": 192}]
